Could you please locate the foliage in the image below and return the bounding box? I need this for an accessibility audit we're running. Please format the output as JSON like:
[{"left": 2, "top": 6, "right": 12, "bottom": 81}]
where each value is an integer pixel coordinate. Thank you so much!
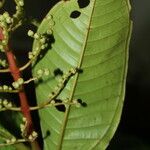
[{"left": 0, "top": 0, "right": 131, "bottom": 150}]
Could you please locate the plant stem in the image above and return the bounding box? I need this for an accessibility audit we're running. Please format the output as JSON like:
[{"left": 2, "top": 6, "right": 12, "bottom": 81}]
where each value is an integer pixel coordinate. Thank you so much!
[
  {"left": 5, "top": 47, "right": 32, "bottom": 133},
  {"left": 5, "top": 47, "right": 41, "bottom": 150},
  {"left": 0, "top": 28, "right": 41, "bottom": 150}
]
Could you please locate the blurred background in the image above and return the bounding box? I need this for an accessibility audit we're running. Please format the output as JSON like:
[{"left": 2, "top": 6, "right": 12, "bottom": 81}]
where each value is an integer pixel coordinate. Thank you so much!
[{"left": 1, "top": 0, "right": 150, "bottom": 149}]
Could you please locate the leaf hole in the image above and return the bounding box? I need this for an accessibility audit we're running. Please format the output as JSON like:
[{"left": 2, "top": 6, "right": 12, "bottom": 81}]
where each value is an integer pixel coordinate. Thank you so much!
[
  {"left": 77, "top": 0, "right": 90, "bottom": 8},
  {"left": 77, "top": 68, "right": 83, "bottom": 74},
  {"left": 54, "top": 99, "right": 66, "bottom": 112},
  {"left": 53, "top": 68, "right": 63, "bottom": 76},
  {"left": 43, "top": 130, "right": 51, "bottom": 139},
  {"left": 81, "top": 102, "right": 87, "bottom": 107},
  {"left": 70, "top": 10, "right": 81, "bottom": 19},
  {"left": 77, "top": 99, "right": 87, "bottom": 107}
]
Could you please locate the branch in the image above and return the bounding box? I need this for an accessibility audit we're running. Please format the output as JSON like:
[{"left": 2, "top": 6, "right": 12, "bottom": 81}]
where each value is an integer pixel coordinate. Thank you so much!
[
  {"left": 0, "top": 139, "right": 26, "bottom": 147},
  {"left": 0, "top": 67, "right": 81, "bottom": 112},
  {"left": 0, "top": 59, "right": 31, "bottom": 73},
  {"left": 0, "top": 16, "right": 41, "bottom": 150},
  {"left": 10, "top": 0, "right": 25, "bottom": 31},
  {"left": 0, "top": 101, "right": 79, "bottom": 112}
]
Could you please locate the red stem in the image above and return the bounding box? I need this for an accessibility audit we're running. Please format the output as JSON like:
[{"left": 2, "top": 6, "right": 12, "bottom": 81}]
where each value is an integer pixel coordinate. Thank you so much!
[
  {"left": 6, "top": 49, "right": 33, "bottom": 131},
  {"left": 0, "top": 28, "right": 41, "bottom": 150},
  {"left": 6, "top": 50, "right": 41, "bottom": 150}
]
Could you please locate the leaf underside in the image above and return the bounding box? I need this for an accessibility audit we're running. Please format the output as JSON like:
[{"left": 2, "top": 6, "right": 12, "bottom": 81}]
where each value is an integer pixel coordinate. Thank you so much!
[{"left": 33, "top": 0, "right": 131, "bottom": 150}]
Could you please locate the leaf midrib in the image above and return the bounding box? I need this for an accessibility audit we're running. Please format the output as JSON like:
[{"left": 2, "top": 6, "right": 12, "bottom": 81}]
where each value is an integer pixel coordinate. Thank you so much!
[{"left": 57, "top": 0, "right": 97, "bottom": 150}]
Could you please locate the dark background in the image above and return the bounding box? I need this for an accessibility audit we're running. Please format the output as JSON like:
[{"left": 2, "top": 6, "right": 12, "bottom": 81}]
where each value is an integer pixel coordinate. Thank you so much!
[{"left": 1, "top": 0, "right": 150, "bottom": 149}]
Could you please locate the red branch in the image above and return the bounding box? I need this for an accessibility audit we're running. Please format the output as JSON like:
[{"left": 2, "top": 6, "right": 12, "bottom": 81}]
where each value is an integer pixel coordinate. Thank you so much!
[
  {"left": 0, "top": 27, "right": 41, "bottom": 150},
  {"left": 5, "top": 48, "right": 33, "bottom": 132}
]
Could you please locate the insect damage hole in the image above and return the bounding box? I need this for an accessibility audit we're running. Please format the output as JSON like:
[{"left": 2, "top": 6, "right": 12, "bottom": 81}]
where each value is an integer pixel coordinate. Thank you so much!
[
  {"left": 54, "top": 99, "right": 66, "bottom": 112},
  {"left": 70, "top": 10, "right": 81, "bottom": 19},
  {"left": 77, "top": 0, "right": 90, "bottom": 8},
  {"left": 77, "top": 99, "right": 87, "bottom": 107},
  {"left": 43, "top": 130, "right": 51, "bottom": 139},
  {"left": 53, "top": 68, "right": 63, "bottom": 76}
]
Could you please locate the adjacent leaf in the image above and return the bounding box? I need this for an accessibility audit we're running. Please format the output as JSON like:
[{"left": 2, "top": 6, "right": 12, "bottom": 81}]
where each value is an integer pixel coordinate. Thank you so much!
[
  {"left": 0, "top": 124, "right": 16, "bottom": 150},
  {"left": 0, "top": 98, "right": 28, "bottom": 150},
  {"left": 0, "top": 121, "right": 29, "bottom": 150},
  {"left": 33, "top": 0, "right": 132, "bottom": 149}
]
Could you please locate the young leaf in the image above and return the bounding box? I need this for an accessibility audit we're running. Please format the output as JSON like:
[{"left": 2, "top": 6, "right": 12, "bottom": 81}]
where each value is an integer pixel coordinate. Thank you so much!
[{"left": 33, "top": 0, "right": 132, "bottom": 149}]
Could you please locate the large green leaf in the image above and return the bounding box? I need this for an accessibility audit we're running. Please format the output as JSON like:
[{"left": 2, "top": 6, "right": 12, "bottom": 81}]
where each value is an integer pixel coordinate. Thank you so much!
[{"left": 33, "top": 0, "right": 132, "bottom": 149}]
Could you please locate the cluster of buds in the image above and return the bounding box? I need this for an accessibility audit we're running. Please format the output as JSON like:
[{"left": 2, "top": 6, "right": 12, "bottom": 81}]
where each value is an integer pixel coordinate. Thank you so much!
[
  {"left": 5, "top": 137, "right": 17, "bottom": 144},
  {"left": 52, "top": 98, "right": 86, "bottom": 108},
  {"left": 58, "top": 68, "right": 77, "bottom": 85},
  {"left": 0, "top": 59, "right": 7, "bottom": 67},
  {"left": 48, "top": 68, "right": 77, "bottom": 100},
  {"left": 73, "top": 99, "right": 87, "bottom": 108},
  {"left": 12, "top": 78, "right": 24, "bottom": 89},
  {"left": 28, "top": 131, "right": 38, "bottom": 142},
  {"left": 0, "top": 85, "right": 13, "bottom": 91},
  {"left": 0, "top": 99, "right": 12, "bottom": 109},
  {"left": 20, "top": 117, "right": 27, "bottom": 134},
  {"left": 13, "top": 0, "right": 24, "bottom": 18},
  {"left": 0, "top": 12, "right": 12, "bottom": 52},
  {"left": 36, "top": 68, "right": 50, "bottom": 78},
  {"left": 27, "top": 30, "right": 48, "bottom": 60},
  {"left": 62, "top": 68, "right": 77, "bottom": 79},
  {"left": 72, "top": 99, "right": 81, "bottom": 108},
  {"left": 0, "top": 43, "right": 5, "bottom": 52},
  {"left": 17, "top": 0, "right": 24, "bottom": 7},
  {"left": 0, "top": 12, "right": 13, "bottom": 25},
  {"left": 49, "top": 98, "right": 69, "bottom": 106},
  {"left": 0, "top": 40, "right": 7, "bottom": 52},
  {"left": 44, "top": 15, "right": 54, "bottom": 35},
  {"left": 20, "top": 117, "right": 38, "bottom": 142},
  {"left": 48, "top": 98, "right": 83, "bottom": 109}
]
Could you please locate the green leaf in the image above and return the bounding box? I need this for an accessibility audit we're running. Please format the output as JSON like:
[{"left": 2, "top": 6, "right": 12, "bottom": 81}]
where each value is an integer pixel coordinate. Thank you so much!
[
  {"left": 33, "top": 0, "right": 132, "bottom": 149},
  {"left": 0, "top": 124, "right": 29, "bottom": 150},
  {"left": 0, "top": 98, "right": 29, "bottom": 150},
  {"left": 0, "top": 145, "right": 16, "bottom": 150},
  {"left": 0, "top": 125, "right": 16, "bottom": 150},
  {"left": 0, "top": 124, "right": 13, "bottom": 141}
]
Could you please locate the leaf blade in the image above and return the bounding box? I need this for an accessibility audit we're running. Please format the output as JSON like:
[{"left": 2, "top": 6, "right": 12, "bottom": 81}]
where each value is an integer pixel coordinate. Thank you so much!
[{"left": 33, "top": 0, "right": 132, "bottom": 149}]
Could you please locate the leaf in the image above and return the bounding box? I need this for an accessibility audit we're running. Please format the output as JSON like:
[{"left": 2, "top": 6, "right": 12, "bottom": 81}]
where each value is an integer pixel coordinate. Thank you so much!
[
  {"left": 0, "top": 111, "right": 22, "bottom": 136},
  {"left": 0, "top": 98, "right": 29, "bottom": 150},
  {"left": 0, "top": 124, "right": 29, "bottom": 150},
  {"left": 33, "top": 0, "right": 132, "bottom": 149},
  {"left": 0, "top": 145, "right": 16, "bottom": 150},
  {"left": 0, "top": 124, "right": 16, "bottom": 150},
  {"left": 0, "top": 97, "right": 23, "bottom": 139}
]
